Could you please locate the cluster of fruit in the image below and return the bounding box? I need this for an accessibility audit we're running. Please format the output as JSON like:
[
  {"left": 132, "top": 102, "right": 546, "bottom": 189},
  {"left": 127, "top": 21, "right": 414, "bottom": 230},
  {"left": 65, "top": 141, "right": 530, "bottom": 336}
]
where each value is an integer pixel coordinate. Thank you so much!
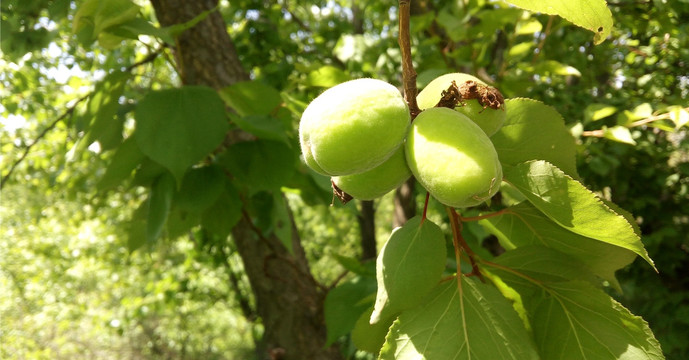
[{"left": 299, "top": 73, "right": 505, "bottom": 208}]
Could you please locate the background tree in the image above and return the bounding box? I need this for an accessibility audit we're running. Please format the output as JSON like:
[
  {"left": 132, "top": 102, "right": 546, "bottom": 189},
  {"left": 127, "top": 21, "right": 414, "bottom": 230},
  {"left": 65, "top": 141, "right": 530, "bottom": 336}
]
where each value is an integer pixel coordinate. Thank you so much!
[{"left": 1, "top": 0, "right": 687, "bottom": 359}]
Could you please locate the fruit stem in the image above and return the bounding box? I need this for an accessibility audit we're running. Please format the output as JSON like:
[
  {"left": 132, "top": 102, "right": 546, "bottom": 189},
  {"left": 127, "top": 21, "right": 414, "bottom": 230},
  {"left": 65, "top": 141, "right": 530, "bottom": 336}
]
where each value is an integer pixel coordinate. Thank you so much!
[
  {"left": 445, "top": 206, "right": 485, "bottom": 282},
  {"left": 398, "top": 0, "right": 421, "bottom": 119},
  {"left": 421, "top": 191, "right": 430, "bottom": 224}
]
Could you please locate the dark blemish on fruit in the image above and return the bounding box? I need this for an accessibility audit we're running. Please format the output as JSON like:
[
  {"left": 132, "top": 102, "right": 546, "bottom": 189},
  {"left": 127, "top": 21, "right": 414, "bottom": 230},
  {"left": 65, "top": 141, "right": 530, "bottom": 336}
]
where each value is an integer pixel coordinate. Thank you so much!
[{"left": 434, "top": 80, "right": 505, "bottom": 111}]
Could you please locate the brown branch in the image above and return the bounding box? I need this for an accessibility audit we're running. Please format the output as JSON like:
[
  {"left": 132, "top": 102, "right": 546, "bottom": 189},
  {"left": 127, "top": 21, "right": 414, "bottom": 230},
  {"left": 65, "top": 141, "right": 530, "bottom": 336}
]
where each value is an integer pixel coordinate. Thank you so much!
[
  {"left": 398, "top": 0, "right": 420, "bottom": 119},
  {"left": 124, "top": 47, "right": 165, "bottom": 72}
]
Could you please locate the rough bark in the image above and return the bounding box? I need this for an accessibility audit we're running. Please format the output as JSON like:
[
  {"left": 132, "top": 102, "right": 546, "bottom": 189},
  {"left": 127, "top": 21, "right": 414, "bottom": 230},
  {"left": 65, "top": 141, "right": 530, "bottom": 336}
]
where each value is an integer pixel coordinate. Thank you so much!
[
  {"left": 150, "top": 0, "right": 248, "bottom": 87},
  {"left": 393, "top": 177, "right": 417, "bottom": 227},
  {"left": 148, "top": 1, "right": 341, "bottom": 359},
  {"left": 357, "top": 200, "right": 377, "bottom": 261}
]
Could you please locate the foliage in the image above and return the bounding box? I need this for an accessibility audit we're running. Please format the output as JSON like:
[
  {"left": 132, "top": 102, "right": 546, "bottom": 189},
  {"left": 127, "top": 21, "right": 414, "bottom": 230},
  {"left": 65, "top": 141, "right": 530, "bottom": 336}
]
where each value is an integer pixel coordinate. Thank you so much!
[
  {"left": 0, "top": 186, "right": 255, "bottom": 359},
  {"left": 1, "top": 0, "right": 687, "bottom": 359}
]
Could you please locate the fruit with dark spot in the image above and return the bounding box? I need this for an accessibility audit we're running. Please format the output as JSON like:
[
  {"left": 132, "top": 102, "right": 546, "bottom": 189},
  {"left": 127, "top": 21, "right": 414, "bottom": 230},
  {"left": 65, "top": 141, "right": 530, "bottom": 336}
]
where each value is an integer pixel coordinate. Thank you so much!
[{"left": 417, "top": 73, "right": 505, "bottom": 136}]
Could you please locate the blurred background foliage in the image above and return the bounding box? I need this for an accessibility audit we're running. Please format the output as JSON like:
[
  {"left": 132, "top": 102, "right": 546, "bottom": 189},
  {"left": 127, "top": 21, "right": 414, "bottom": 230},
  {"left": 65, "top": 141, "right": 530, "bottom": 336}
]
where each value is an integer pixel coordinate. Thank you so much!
[{"left": 1, "top": 0, "right": 687, "bottom": 359}]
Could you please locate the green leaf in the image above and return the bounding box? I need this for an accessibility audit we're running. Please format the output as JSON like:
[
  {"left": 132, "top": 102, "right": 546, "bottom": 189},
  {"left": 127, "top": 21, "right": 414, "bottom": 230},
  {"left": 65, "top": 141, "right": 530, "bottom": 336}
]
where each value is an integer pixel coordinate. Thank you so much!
[
  {"left": 503, "top": 160, "right": 654, "bottom": 268},
  {"left": 174, "top": 165, "right": 225, "bottom": 212},
  {"left": 307, "top": 65, "right": 350, "bottom": 88},
  {"left": 73, "top": 0, "right": 140, "bottom": 45},
  {"left": 97, "top": 136, "right": 145, "bottom": 192},
  {"left": 481, "top": 202, "right": 637, "bottom": 290},
  {"left": 371, "top": 217, "right": 446, "bottom": 324},
  {"left": 200, "top": 182, "right": 242, "bottom": 239},
  {"left": 324, "top": 276, "right": 377, "bottom": 346},
  {"left": 491, "top": 98, "right": 578, "bottom": 177},
  {"left": 533, "top": 60, "right": 582, "bottom": 77},
  {"left": 528, "top": 281, "right": 664, "bottom": 359},
  {"left": 166, "top": 207, "right": 200, "bottom": 240},
  {"left": 515, "top": 18, "right": 543, "bottom": 35},
  {"left": 147, "top": 172, "right": 175, "bottom": 243},
  {"left": 110, "top": 18, "right": 173, "bottom": 44},
  {"left": 491, "top": 245, "right": 600, "bottom": 287},
  {"left": 219, "top": 140, "right": 296, "bottom": 193},
  {"left": 379, "top": 279, "right": 539, "bottom": 360},
  {"left": 501, "top": 0, "right": 613, "bottom": 45},
  {"left": 132, "top": 157, "right": 166, "bottom": 188},
  {"left": 603, "top": 125, "right": 637, "bottom": 145},
  {"left": 668, "top": 106, "right": 689, "bottom": 129},
  {"left": 85, "top": 71, "right": 129, "bottom": 151},
  {"left": 165, "top": 4, "right": 218, "bottom": 37},
  {"left": 230, "top": 114, "right": 290, "bottom": 144},
  {"left": 507, "top": 42, "right": 534, "bottom": 59},
  {"left": 352, "top": 306, "right": 394, "bottom": 355},
  {"left": 126, "top": 208, "right": 147, "bottom": 252},
  {"left": 219, "top": 81, "right": 282, "bottom": 117},
  {"left": 134, "top": 86, "right": 229, "bottom": 185},
  {"left": 584, "top": 103, "right": 618, "bottom": 123},
  {"left": 332, "top": 254, "right": 375, "bottom": 277}
]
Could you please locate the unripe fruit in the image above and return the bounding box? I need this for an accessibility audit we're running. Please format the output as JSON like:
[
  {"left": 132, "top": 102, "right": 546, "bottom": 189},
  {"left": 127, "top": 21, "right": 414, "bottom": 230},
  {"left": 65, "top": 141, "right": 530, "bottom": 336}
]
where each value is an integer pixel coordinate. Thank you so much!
[
  {"left": 299, "top": 78, "right": 410, "bottom": 175},
  {"left": 417, "top": 73, "right": 505, "bottom": 136},
  {"left": 332, "top": 146, "right": 411, "bottom": 200},
  {"left": 405, "top": 107, "right": 502, "bottom": 208}
]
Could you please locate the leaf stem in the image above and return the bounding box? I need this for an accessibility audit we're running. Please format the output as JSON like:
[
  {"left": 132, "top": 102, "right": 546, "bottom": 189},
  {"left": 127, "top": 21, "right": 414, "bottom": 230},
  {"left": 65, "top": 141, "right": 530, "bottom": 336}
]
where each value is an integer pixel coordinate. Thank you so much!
[
  {"left": 459, "top": 208, "right": 510, "bottom": 222},
  {"left": 446, "top": 206, "right": 485, "bottom": 282},
  {"left": 398, "top": 0, "right": 421, "bottom": 119}
]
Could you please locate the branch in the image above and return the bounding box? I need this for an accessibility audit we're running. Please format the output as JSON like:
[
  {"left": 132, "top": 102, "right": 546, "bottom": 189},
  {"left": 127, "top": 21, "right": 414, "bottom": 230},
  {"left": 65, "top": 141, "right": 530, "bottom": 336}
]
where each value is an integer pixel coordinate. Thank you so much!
[
  {"left": 0, "top": 48, "right": 164, "bottom": 189},
  {"left": 0, "top": 94, "right": 89, "bottom": 190},
  {"left": 398, "top": 0, "right": 420, "bottom": 119},
  {"left": 628, "top": 107, "right": 688, "bottom": 127},
  {"left": 581, "top": 106, "right": 689, "bottom": 138},
  {"left": 531, "top": 16, "right": 554, "bottom": 64}
]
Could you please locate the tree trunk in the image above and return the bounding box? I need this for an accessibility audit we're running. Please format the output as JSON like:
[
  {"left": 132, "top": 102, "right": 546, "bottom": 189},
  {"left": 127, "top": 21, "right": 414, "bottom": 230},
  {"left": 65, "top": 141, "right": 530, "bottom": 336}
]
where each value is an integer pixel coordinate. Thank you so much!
[
  {"left": 393, "top": 178, "right": 417, "bottom": 227},
  {"left": 148, "top": 1, "right": 341, "bottom": 359},
  {"left": 358, "top": 200, "right": 377, "bottom": 261}
]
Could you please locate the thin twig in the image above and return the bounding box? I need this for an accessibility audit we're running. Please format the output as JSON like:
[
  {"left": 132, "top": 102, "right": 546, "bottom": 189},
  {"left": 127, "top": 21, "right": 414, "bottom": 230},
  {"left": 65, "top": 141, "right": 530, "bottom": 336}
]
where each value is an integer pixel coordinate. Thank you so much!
[
  {"left": 581, "top": 106, "right": 689, "bottom": 138},
  {"left": 628, "top": 107, "right": 688, "bottom": 127},
  {"left": 531, "top": 15, "right": 554, "bottom": 65},
  {"left": 0, "top": 48, "right": 164, "bottom": 189},
  {"left": 1, "top": 94, "right": 89, "bottom": 189},
  {"left": 398, "top": 0, "right": 420, "bottom": 119}
]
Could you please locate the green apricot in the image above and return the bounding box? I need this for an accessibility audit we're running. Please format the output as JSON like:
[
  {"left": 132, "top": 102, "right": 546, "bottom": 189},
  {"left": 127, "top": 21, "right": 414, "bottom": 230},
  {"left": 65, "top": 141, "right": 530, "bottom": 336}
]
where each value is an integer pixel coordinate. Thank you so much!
[
  {"left": 405, "top": 107, "right": 502, "bottom": 208},
  {"left": 299, "top": 78, "right": 410, "bottom": 176},
  {"left": 417, "top": 73, "right": 505, "bottom": 136},
  {"left": 332, "top": 146, "right": 411, "bottom": 200}
]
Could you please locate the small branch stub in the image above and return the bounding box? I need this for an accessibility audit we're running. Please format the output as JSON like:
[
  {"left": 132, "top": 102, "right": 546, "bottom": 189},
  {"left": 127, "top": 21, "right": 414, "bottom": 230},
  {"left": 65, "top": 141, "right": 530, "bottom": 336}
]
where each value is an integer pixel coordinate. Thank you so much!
[
  {"left": 398, "top": 0, "right": 421, "bottom": 119},
  {"left": 331, "top": 179, "right": 353, "bottom": 205}
]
